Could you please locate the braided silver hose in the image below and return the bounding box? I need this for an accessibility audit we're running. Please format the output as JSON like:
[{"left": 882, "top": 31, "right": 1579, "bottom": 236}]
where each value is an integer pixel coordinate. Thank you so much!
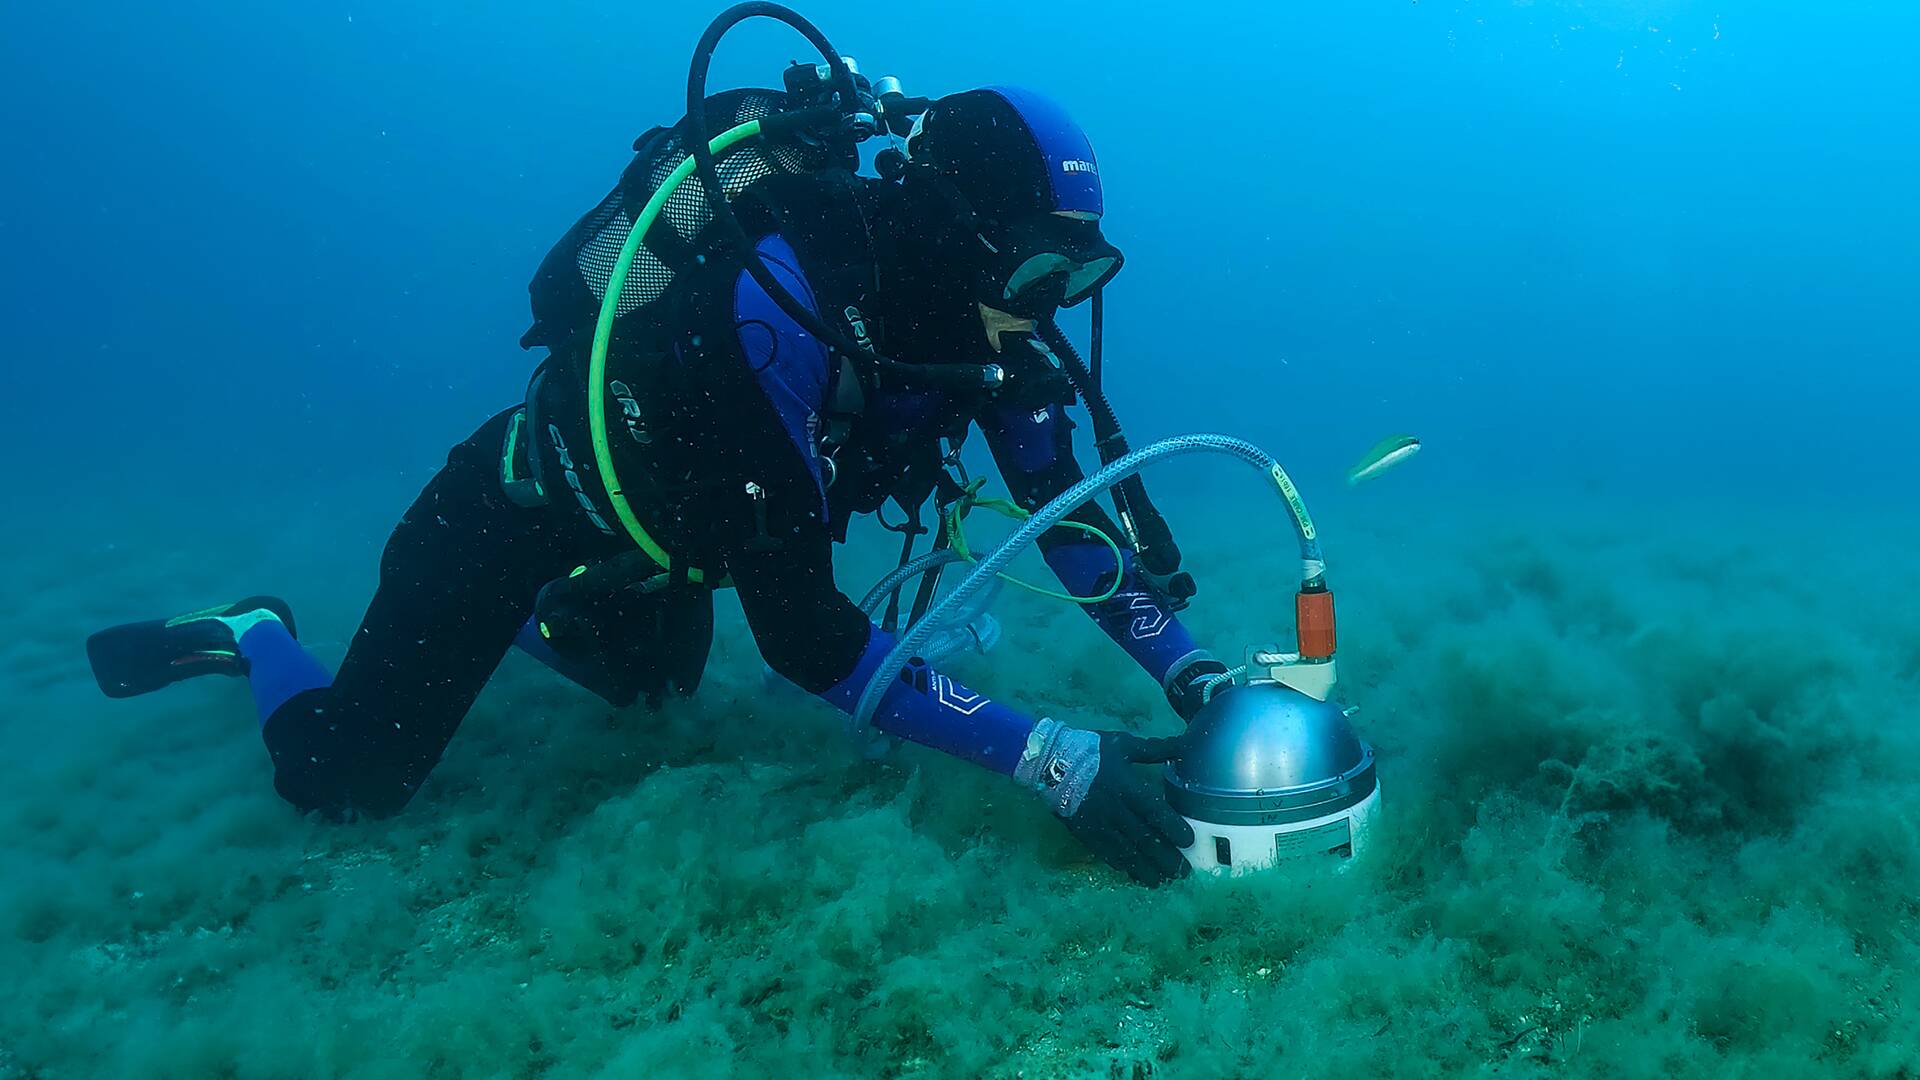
[{"left": 851, "top": 433, "right": 1324, "bottom": 733}]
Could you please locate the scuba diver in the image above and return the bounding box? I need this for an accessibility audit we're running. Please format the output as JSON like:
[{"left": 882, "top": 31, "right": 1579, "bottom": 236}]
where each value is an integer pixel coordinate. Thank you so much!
[{"left": 87, "top": 14, "right": 1234, "bottom": 887}]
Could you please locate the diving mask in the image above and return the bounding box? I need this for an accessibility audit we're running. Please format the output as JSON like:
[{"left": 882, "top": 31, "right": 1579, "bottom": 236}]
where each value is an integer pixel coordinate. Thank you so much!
[{"left": 982, "top": 211, "right": 1125, "bottom": 319}]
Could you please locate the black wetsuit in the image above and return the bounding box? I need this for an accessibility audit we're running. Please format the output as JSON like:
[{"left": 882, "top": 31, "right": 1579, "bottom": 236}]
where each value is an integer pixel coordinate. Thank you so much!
[{"left": 261, "top": 173, "right": 1208, "bottom": 820}]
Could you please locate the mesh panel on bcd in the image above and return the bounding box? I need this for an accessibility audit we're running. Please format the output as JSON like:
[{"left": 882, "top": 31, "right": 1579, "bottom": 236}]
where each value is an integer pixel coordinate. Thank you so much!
[{"left": 574, "top": 91, "right": 831, "bottom": 319}]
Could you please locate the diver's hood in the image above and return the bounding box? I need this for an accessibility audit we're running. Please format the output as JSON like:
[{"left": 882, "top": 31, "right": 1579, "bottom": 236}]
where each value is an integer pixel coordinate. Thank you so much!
[
  {"left": 868, "top": 175, "right": 1001, "bottom": 364},
  {"left": 902, "top": 87, "right": 1125, "bottom": 322}
]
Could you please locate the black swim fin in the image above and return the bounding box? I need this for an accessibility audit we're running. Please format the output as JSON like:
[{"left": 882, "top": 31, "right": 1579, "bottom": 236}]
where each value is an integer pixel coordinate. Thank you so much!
[{"left": 86, "top": 596, "right": 297, "bottom": 699}]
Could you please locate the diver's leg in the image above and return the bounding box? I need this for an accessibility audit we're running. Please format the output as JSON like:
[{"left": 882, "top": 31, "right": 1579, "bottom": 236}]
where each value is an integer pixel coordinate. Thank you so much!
[
  {"left": 87, "top": 595, "right": 326, "bottom": 705},
  {"left": 261, "top": 410, "right": 598, "bottom": 819},
  {"left": 235, "top": 614, "right": 332, "bottom": 722}
]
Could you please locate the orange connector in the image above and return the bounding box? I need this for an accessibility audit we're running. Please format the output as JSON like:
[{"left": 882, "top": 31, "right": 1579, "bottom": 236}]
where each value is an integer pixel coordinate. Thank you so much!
[{"left": 1296, "top": 589, "right": 1337, "bottom": 660}]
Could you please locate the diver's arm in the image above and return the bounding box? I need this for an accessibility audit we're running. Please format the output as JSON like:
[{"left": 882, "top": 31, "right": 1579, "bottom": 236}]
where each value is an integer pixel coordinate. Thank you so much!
[
  {"left": 730, "top": 525, "right": 1035, "bottom": 773},
  {"left": 710, "top": 237, "right": 1192, "bottom": 885},
  {"left": 715, "top": 234, "right": 1037, "bottom": 774},
  {"left": 733, "top": 529, "right": 1192, "bottom": 885},
  {"left": 978, "top": 391, "right": 1227, "bottom": 720}
]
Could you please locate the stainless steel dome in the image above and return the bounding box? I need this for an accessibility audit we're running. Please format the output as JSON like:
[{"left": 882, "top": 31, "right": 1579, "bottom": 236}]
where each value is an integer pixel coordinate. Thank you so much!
[{"left": 1165, "top": 683, "right": 1376, "bottom": 827}]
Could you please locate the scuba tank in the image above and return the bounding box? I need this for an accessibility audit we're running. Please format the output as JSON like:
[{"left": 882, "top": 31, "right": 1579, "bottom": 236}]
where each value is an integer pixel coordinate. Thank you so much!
[{"left": 511, "top": 2, "right": 1198, "bottom": 671}]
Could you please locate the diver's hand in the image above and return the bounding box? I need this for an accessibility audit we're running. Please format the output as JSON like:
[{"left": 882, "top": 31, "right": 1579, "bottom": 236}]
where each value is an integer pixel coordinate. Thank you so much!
[
  {"left": 1016, "top": 720, "right": 1195, "bottom": 886},
  {"left": 1140, "top": 565, "right": 1197, "bottom": 612}
]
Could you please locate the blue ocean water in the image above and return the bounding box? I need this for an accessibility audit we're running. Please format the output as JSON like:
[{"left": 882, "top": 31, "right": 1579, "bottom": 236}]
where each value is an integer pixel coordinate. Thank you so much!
[
  {"left": 4, "top": 2, "right": 1919, "bottom": 1076},
  {"left": 7, "top": 1, "right": 1915, "bottom": 511}
]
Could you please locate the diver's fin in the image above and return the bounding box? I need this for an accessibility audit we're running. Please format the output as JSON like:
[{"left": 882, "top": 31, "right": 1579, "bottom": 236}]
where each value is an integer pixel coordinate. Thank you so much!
[{"left": 86, "top": 596, "right": 297, "bottom": 699}]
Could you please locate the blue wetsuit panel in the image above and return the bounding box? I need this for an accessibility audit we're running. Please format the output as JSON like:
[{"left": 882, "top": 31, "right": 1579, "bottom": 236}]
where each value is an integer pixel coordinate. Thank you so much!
[
  {"left": 980, "top": 400, "right": 1203, "bottom": 687},
  {"left": 729, "top": 234, "right": 1039, "bottom": 774},
  {"left": 733, "top": 234, "right": 829, "bottom": 514},
  {"left": 818, "top": 627, "right": 1031, "bottom": 774}
]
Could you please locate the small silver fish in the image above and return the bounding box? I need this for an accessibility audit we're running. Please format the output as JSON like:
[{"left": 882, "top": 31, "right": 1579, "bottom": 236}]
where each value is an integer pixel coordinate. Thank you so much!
[{"left": 1346, "top": 435, "right": 1421, "bottom": 485}]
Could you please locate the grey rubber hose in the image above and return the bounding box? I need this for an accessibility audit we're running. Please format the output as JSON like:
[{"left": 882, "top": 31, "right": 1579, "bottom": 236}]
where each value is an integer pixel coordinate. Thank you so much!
[{"left": 851, "top": 433, "right": 1324, "bottom": 732}]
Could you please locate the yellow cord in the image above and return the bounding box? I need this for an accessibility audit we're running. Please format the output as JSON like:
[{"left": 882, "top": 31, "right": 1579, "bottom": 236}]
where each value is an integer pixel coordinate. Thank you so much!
[{"left": 943, "top": 480, "right": 1125, "bottom": 605}]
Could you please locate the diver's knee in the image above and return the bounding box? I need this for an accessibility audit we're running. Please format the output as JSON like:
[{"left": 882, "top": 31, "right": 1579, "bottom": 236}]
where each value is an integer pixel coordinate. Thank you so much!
[
  {"left": 262, "top": 695, "right": 424, "bottom": 821},
  {"left": 271, "top": 765, "right": 419, "bottom": 822}
]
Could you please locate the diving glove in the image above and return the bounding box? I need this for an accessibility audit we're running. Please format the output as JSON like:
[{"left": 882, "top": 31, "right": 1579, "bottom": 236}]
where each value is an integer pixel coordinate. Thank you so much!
[
  {"left": 1016, "top": 719, "right": 1194, "bottom": 886},
  {"left": 1140, "top": 564, "right": 1197, "bottom": 612},
  {"left": 1165, "top": 653, "right": 1232, "bottom": 722}
]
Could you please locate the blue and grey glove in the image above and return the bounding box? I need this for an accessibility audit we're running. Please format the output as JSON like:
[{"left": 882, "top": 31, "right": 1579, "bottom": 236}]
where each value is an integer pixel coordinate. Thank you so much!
[
  {"left": 1164, "top": 653, "right": 1232, "bottom": 722},
  {"left": 1015, "top": 719, "right": 1195, "bottom": 886}
]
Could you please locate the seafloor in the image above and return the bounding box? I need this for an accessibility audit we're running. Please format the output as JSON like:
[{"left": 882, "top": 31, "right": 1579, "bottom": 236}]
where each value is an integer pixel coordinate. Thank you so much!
[{"left": 4, "top": 481, "right": 1916, "bottom": 1078}]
